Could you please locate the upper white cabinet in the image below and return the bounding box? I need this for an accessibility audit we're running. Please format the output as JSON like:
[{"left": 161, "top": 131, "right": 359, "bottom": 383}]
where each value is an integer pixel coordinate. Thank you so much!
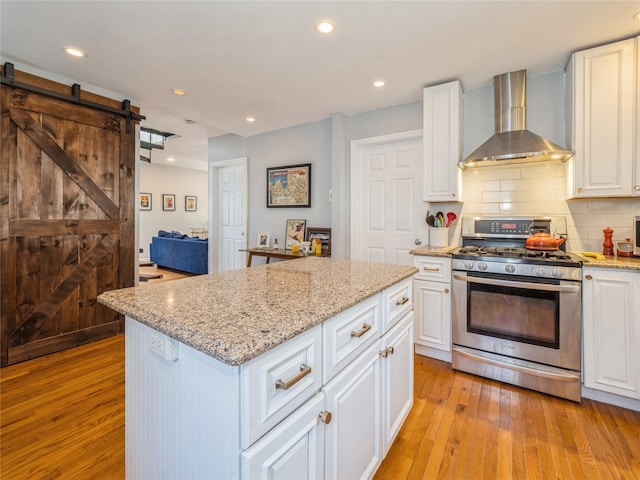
[
  {"left": 423, "top": 80, "right": 463, "bottom": 202},
  {"left": 566, "top": 36, "right": 640, "bottom": 197},
  {"left": 582, "top": 267, "right": 640, "bottom": 401}
]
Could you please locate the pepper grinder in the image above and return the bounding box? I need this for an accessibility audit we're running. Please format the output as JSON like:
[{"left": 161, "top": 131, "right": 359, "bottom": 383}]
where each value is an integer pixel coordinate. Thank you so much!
[{"left": 602, "top": 227, "right": 614, "bottom": 256}]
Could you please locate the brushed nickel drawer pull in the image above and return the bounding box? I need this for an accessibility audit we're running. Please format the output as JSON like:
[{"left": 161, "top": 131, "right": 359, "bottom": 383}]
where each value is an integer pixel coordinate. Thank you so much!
[
  {"left": 395, "top": 296, "right": 409, "bottom": 306},
  {"left": 387, "top": 346, "right": 395, "bottom": 355},
  {"left": 422, "top": 266, "right": 441, "bottom": 272},
  {"left": 275, "top": 363, "right": 311, "bottom": 391},
  {"left": 351, "top": 323, "right": 372, "bottom": 338}
]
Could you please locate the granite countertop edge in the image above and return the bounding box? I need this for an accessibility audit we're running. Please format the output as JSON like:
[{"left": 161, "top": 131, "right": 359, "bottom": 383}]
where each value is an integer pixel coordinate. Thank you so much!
[{"left": 98, "top": 258, "right": 418, "bottom": 366}]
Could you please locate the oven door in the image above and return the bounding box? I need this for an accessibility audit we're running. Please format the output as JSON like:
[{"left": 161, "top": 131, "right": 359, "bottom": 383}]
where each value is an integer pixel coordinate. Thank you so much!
[{"left": 452, "top": 271, "right": 581, "bottom": 371}]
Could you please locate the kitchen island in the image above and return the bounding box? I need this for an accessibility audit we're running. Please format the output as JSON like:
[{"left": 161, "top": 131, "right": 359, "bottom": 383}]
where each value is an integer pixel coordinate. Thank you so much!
[{"left": 98, "top": 257, "right": 417, "bottom": 479}]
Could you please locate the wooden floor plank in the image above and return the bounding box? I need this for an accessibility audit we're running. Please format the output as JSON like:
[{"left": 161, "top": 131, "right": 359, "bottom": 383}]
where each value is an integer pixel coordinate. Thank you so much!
[{"left": 3, "top": 335, "right": 640, "bottom": 479}]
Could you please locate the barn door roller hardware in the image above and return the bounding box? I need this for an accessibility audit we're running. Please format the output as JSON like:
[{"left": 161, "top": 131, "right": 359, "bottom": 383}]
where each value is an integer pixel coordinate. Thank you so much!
[{"left": 1, "top": 62, "right": 145, "bottom": 133}]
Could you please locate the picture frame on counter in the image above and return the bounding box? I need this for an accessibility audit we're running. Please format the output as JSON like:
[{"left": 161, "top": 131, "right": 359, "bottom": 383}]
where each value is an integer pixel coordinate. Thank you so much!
[
  {"left": 256, "top": 232, "right": 271, "bottom": 249},
  {"left": 162, "top": 194, "right": 176, "bottom": 211},
  {"left": 306, "top": 227, "right": 331, "bottom": 256},
  {"left": 185, "top": 195, "right": 197, "bottom": 211},
  {"left": 285, "top": 219, "right": 306, "bottom": 249},
  {"left": 266, "top": 163, "right": 311, "bottom": 208},
  {"left": 139, "top": 193, "right": 152, "bottom": 211}
]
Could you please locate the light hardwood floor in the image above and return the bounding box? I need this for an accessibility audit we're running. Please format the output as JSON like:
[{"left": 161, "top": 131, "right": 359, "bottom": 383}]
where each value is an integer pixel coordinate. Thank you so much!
[{"left": 2, "top": 335, "right": 639, "bottom": 479}]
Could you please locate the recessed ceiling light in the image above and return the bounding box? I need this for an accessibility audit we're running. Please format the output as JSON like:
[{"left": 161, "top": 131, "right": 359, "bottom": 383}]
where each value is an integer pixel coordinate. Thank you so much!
[
  {"left": 63, "top": 46, "right": 86, "bottom": 58},
  {"left": 246, "top": 116, "right": 256, "bottom": 123},
  {"left": 172, "top": 88, "right": 186, "bottom": 96},
  {"left": 315, "top": 20, "right": 335, "bottom": 34},
  {"left": 373, "top": 80, "right": 385, "bottom": 88},
  {"left": 167, "top": 157, "right": 175, "bottom": 162}
]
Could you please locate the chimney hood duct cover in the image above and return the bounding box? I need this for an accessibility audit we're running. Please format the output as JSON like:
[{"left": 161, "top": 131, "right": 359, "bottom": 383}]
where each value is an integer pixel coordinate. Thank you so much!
[{"left": 459, "top": 70, "right": 572, "bottom": 170}]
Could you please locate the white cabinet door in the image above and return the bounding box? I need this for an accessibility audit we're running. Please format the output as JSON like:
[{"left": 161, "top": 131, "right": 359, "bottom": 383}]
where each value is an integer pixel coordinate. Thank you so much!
[
  {"left": 241, "top": 393, "right": 325, "bottom": 480},
  {"left": 423, "top": 80, "right": 463, "bottom": 202},
  {"left": 414, "top": 278, "right": 451, "bottom": 362},
  {"left": 583, "top": 268, "right": 640, "bottom": 399},
  {"left": 323, "top": 341, "right": 382, "bottom": 480},
  {"left": 567, "top": 37, "right": 636, "bottom": 197},
  {"left": 380, "top": 312, "right": 414, "bottom": 455}
]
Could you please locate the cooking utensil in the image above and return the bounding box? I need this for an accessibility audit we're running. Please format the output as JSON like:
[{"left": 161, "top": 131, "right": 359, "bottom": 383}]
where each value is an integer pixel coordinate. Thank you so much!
[
  {"left": 426, "top": 213, "right": 435, "bottom": 226},
  {"left": 445, "top": 212, "right": 457, "bottom": 228},
  {"left": 436, "top": 212, "right": 445, "bottom": 228},
  {"left": 525, "top": 231, "right": 566, "bottom": 251}
]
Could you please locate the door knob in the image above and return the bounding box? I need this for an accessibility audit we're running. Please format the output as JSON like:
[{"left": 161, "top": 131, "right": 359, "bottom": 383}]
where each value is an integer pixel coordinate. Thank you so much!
[
  {"left": 319, "top": 411, "right": 332, "bottom": 424},
  {"left": 415, "top": 239, "right": 422, "bottom": 245}
]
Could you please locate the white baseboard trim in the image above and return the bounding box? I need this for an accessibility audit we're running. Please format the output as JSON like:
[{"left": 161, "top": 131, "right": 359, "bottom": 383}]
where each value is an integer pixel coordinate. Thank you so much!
[
  {"left": 414, "top": 344, "right": 452, "bottom": 363},
  {"left": 582, "top": 386, "right": 640, "bottom": 412}
]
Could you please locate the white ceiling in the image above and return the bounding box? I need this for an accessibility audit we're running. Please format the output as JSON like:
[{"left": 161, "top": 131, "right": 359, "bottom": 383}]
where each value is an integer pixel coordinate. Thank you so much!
[{"left": 1, "top": 1, "right": 639, "bottom": 169}]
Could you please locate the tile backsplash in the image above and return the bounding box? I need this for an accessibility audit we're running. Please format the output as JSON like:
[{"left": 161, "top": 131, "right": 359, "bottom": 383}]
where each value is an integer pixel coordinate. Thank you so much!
[{"left": 451, "top": 162, "right": 640, "bottom": 253}]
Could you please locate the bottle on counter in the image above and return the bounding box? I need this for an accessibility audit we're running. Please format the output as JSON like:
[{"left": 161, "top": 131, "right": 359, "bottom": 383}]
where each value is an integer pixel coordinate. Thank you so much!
[
  {"left": 602, "top": 227, "right": 614, "bottom": 256},
  {"left": 273, "top": 238, "right": 279, "bottom": 250}
]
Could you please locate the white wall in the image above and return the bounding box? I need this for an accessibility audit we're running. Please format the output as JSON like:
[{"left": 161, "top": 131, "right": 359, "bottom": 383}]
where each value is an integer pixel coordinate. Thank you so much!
[
  {"left": 139, "top": 162, "right": 208, "bottom": 261},
  {"left": 208, "top": 119, "right": 332, "bottom": 252},
  {"left": 208, "top": 69, "right": 640, "bottom": 257}
]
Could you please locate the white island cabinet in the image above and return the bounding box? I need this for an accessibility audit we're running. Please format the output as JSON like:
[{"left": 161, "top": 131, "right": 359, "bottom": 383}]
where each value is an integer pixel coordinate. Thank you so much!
[
  {"left": 582, "top": 266, "right": 640, "bottom": 408},
  {"left": 98, "top": 257, "right": 416, "bottom": 480}
]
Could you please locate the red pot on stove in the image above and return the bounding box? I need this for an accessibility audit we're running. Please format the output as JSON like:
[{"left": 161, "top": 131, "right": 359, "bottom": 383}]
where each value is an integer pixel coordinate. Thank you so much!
[{"left": 525, "top": 231, "right": 566, "bottom": 251}]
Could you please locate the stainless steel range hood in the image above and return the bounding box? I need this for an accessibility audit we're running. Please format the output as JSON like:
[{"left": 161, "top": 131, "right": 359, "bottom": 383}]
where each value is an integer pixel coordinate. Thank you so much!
[{"left": 459, "top": 70, "right": 572, "bottom": 170}]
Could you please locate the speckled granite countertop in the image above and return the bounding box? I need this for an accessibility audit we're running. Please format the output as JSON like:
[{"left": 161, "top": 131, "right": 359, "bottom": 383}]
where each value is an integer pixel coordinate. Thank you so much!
[
  {"left": 409, "top": 245, "right": 457, "bottom": 257},
  {"left": 576, "top": 254, "right": 640, "bottom": 271},
  {"left": 98, "top": 257, "right": 417, "bottom": 366}
]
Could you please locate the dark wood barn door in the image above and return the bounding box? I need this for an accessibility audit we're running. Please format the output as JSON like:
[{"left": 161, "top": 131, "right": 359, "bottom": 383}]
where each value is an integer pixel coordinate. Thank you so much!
[{"left": 1, "top": 71, "right": 137, "bottom": 366}]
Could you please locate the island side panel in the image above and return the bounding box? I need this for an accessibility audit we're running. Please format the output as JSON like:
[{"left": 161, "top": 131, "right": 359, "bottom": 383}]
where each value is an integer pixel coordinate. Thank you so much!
[{"left": 126, "top": 317, "right": 241, "bottom": 479}]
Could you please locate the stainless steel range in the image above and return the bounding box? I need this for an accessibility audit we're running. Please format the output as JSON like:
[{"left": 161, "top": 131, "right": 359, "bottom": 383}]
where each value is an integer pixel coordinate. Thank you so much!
[{"left": 451, "top": 216, "right": 583, "bottom": 402}]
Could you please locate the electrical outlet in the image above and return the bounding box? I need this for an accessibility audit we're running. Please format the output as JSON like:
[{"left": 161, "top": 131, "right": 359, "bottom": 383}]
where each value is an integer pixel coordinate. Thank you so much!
[
  {"left": 147, "top": 332, "right": 179, "bottom": 361},
  {"left": 139, "top": 248, "right": 144, "bottom": 253}
]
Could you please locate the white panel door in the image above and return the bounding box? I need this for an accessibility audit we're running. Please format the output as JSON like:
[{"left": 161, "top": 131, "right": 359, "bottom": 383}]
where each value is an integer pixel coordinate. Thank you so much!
[
  {"left": 218, "top": 164, "right": 246, "bottom": 272},
  {"left": 351, "top": 131, "right": 425, "bottom": 265}
]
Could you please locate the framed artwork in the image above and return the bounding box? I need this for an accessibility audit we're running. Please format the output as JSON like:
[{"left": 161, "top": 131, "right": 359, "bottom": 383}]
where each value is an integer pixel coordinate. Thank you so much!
[
  {"left": 185, "top": 195, "right": 197, "bottom": 211},
  {"left": 162, "top": 194, "right": 176, "bottom": 211},
  {"left": 266, "top": 163, "right": 311, "bottom": 208},
  {"left": 139, "top": 193, "right": 152, "bottom": 211},
  {"left": 256, "top": 232, "right": 271, "bottom": 249},
  {"left": 306, "top": 227, "right": 331, "bottom": 256},
  {"left": 285, "top": 219, "right": 306, "bottom": 249}
]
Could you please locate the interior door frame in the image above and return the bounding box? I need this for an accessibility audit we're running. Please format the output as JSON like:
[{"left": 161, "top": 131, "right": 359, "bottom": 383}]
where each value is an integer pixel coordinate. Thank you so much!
[
  {"left": 208, "top": 156, "right": 248, "bottom": 273},
  {"left": 349, "top": 129, "right": 423, "bottom": 261}
]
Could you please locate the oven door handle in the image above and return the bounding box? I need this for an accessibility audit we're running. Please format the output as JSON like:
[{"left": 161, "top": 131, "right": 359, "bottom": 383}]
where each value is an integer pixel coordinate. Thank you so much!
[{"left": 453, "top": 273, "right": 581, "bottom": 293}]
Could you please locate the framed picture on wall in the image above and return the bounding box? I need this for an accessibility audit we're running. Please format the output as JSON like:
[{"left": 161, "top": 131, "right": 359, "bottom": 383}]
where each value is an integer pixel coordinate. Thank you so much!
[
  {"left": 185, "top": 195, "right": 197, "bottom": 211},
  {"left": 162, "top": 194, "right": 176, "bottom": 211},
  {"left": 139, "top": 193, "right": 152, "bottom": 211},
  {"left": 285, "top": 219, "right": 306, "bottom": 249},
  {"left": 266, "top": 163, "right": 311, "bottom": 208}
]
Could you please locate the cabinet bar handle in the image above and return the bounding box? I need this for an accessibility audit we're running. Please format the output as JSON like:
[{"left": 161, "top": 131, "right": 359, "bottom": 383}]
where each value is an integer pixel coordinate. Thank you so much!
[
  {"left": 275, "top": 363, "right": 312, "bottom": 391},
  {"left": 395, "top": 296, "right": 409, "bottom": 306},
  {"left": 422, "top": 266, "right": 441, "bottom": 272},
  {"left": 351, "top": 323, "right": 372, "bottom": 338}
]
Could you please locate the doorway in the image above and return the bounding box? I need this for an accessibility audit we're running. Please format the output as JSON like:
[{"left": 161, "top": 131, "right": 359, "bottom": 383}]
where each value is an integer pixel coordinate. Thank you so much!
[
  {"left": 209, "top": 157, "right": 248, "bottom": 272},
  {"left": 350, "top": 130, "right": 426, "bottom": 265}
]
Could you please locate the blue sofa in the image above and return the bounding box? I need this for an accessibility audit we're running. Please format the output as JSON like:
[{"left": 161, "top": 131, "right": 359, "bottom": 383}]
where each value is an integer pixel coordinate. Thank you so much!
[{"left": 150, "top": 231, "right": 208, "bottom": 274}]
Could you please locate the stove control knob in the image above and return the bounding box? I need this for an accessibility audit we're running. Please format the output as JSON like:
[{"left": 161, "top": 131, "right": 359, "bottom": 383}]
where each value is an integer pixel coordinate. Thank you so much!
[
  {"left": 505, "top": 264, "right": 516, "bottom": 274},
  {"left": 552, "top": 268, "right": 565, "bottom": 277},
  {"left": 535, "top": 267, "right": 546, "bottom": 276},
  {"left": 478, "top": 262, "right": 488, "bottom": 271},
  {"left": 464, "top": 261, "right": 474, "bottom": 270}
]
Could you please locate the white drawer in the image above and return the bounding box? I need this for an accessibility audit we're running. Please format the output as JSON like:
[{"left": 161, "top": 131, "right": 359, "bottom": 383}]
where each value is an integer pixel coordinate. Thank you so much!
[
  {"left": 381, "top": 277, "right": 413, "bottom": 334},
  {"left": 413, "top": 256, "right": 451, "bottom": 282},
  {"left": 240, "top": 325, "right": 322, "bottom": 449},
  {"left": 323, "top": 294, "right": 381, "bottom": 384}
]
